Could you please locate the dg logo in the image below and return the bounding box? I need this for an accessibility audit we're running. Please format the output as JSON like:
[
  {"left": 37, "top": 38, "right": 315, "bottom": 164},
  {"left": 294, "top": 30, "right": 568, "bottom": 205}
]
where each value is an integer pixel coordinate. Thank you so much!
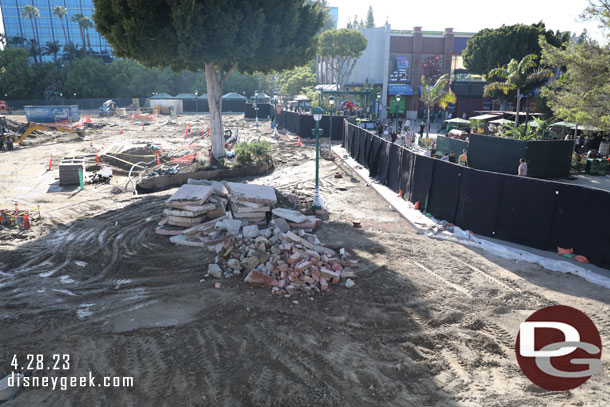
[{"left": 516, "top": 305, "right": 602, "bottom": 391}]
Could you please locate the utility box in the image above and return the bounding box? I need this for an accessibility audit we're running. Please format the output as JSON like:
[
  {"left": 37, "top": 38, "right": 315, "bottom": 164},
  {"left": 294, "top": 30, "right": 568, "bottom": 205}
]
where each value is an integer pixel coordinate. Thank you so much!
[{"left": 59, "top": 156, "right": 85, "bottom": 185}]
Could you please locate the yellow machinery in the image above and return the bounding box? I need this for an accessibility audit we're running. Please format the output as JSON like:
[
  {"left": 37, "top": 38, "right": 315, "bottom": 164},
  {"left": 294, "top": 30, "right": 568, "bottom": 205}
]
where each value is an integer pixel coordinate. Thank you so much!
[{"left": 5, "top": 121, "right": 82, "bottom": 146}]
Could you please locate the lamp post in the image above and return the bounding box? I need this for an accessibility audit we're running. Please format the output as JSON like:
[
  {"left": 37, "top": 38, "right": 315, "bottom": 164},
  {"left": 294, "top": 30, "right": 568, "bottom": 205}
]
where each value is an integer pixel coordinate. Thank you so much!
[
  {"left": 395, "top": 93, "right": 401, "bottom": 131},
  {"left": 194, "top": 89, "right": 200, "bottom": 122},
  {"left": 328, "top": 96, "right": 335, "bottom": 159},
  {"left": 60, "top": 93, "right": 64, "bottom": 105},
  {"left": 312, "top": 106, "right": 324, "bottom": 209},
  {"left": 253, "top": 91, "right": 259, "bottom": 132},
  {"left": 376, "top": 93, "right": 381, "bottom": 120}
]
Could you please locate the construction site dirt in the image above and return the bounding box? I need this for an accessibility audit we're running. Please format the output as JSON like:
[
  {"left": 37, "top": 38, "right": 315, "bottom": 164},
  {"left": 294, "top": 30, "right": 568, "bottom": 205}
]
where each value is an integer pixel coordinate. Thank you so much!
[{"left": 1, "top": 113, "right": 609, "bottom": 406}]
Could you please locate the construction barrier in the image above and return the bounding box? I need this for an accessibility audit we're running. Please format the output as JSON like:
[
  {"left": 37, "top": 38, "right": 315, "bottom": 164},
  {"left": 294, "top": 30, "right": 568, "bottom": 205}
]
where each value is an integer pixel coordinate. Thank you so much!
[
  {"left": 276, "top": 111, "right": 345, "bottom": 141},
  {"left": 343, "top": 121, "right": 610, "bottom": 270}
]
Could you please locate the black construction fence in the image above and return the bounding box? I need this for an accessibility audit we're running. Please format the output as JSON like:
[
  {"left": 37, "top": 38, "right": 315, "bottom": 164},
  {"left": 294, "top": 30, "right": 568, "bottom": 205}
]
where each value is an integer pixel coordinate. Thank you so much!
[
  {"left": 437, "top": 133, "right": 574, "bottom": 178},
  {"left": 245, "top": 103, "right": 274, "bottom": 119},
  {"left": 343, "top": 121, "right": 610, "bottom": 270},
  {"left": 276, "top": 110, "right": 345, "bottom": 141},
  {"left": 6, "top": 98, "right": 144, "bottom": 111}
]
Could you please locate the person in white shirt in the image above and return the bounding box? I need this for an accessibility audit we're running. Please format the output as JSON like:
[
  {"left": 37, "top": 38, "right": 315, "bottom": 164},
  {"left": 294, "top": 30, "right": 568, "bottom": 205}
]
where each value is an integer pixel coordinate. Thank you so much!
[{"left": 518, "top": 158, "right": 528, "bottom": 176}]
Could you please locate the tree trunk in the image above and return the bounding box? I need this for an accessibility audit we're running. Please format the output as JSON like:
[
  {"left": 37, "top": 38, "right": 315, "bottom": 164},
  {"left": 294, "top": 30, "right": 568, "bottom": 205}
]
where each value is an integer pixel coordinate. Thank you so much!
[
  {"left": 29, "top": 19, "right": 37, "bottom": 63},
  {"left": 86, "top": 30, "right": 92, "bottom": 55},
  {"left": 205, "top": 63, "right": 225, "bottom": 159},
  {"left": 80, "top": 28, "right": 86, "bottom": 56},
  {"left": 515, "top": 89, "right": 521, "bottom": 127},
  {"left": 61, "top": 19, "right": 68, "bottom": 44}
]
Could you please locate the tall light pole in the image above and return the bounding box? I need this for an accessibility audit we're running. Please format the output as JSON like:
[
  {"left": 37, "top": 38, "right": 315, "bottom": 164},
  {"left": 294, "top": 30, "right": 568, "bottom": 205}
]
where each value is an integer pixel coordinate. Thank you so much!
[
  {"left": 194, "top": 89, "right": 199, "bottom": 122},
  {"left": 60, "top": 93, "right": 64, "bottom": 106},
  {"left": 395, "top": 93, "right": 401, "bottom": 131},
  {"left": 253, "top": 91, "right": 259, "bottom": 132},
  {"left": 376, "top": 93, "right": 381, "bottom": 120},
  {"left": 312, "top": 106, "right": 324, "bottom": 209},
  {"left": 328, "top": 96, "right": 335, "bottom": 159}
]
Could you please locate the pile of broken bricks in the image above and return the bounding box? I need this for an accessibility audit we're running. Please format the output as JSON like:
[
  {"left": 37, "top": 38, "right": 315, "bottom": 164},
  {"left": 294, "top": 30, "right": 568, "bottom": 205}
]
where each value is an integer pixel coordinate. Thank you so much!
[{"left": 205, "top": 208, "right": 358, "bottom": 295}]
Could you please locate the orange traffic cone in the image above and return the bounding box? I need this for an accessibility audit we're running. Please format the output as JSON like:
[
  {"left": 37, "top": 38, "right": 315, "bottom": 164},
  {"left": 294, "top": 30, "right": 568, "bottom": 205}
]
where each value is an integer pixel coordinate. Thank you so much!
[
  {"left": 156, "top": 152, "right": 161, "bottom": 165},
  {"left": 120, "top": 129, "right": 123, "bottom": 135},
  {"left": 185, "top": 126, "right": 188, "bottom": 138},
  {"left": 142, "top": 123, "right": 145, "bottom": 131},
  {"left": 23, "top": 213, "right": 30, "bottom": 229},
  {"left": 85, "top": 114, "right": 91, "bottom": 123},
  {"left": 48, "top": 154, "right": 53, "bottom": 171},
  {"left": 297, "top": 137, "right": 302, "bottom": 146},
  {"left": 397, "top": 189, "right": 403, "bottom": 197},
  {"left": 95, "top": 149, "right": 100, "bottom": 164},
  {"left": 413, "top": 201, "right": 420, "bottom": 210}
]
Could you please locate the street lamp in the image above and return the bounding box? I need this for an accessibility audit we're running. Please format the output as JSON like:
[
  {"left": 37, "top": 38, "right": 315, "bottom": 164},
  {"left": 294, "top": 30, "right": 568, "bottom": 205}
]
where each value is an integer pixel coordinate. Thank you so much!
[
  {"left": 253, "top": 91, "right": 260, "bottom": 132},
  {"left": 194, "top": 89, "right": 200, "bottom": 122},
  {"left": 328, "top": 96, "right": 335, "bottom": 159},
  {"left": 376, "top": 93, "right": 381, "bottom": 120},
  {"left": 395, "top": 93, "right": 401, "bottom": 131},
  {"left": 312, "top": 106, "right": 324, "bottom": 209},
  {"left": 60, "top": 93, "right": 64, "bottom": 105}
]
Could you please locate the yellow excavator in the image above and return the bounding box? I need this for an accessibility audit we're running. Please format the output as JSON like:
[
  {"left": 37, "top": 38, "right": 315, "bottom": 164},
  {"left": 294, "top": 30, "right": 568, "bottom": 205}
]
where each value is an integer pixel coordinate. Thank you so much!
[{"left": 0, "top": 117, "right": 82, "bottom": 150}]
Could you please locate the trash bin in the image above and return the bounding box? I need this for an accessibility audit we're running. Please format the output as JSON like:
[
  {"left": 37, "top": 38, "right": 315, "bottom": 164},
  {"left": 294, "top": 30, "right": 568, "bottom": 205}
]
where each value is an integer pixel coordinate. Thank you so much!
[{"left": 585, "top": 158, "right": 607, "bottom": 175}]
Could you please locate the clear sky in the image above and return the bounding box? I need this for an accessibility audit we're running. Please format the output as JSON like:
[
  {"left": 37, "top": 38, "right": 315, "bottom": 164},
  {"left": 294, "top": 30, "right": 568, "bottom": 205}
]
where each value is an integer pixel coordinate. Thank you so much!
[{"left": 329, "top": 0, "right": 607, "bottom": 42}]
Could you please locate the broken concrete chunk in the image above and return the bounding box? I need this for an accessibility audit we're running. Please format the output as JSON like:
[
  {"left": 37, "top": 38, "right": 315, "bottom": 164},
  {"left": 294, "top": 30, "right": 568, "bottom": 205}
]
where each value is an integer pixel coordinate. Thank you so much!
[
  {"left": 221, "top": 219, "right": 242, "bottom": 235},
  {"left": 208, "top": 264, "right": 223, "bottom": 279},
  {"left": 243, "top": 225, "right": 259, "bottom": 239},
  {"left": 345, "top": 279, "right": 355, "bottom": 288},
  {"left": 270, "top": 217, "right": 290, "bottom": 233},
  {"left": 272, "top": 208, "right": 308, "bottom": 223}
]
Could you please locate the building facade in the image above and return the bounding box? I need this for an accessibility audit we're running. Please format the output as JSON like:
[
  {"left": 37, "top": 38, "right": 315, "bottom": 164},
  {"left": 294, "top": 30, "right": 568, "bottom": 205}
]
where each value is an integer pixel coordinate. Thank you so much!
[
  {"left": 0, "top": 0, "right": 112, "bottom": 61},
  {"left": 317, "top": 25, "right": 487, "bottom": 119}
]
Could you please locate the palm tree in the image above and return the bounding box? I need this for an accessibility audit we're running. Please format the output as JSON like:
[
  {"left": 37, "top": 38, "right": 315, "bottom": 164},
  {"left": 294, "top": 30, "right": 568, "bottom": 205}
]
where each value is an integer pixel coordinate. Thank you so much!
[
  {"left": 484, "top": 54, "right": 553, "bottom": 127},
  {"left": 62, "top": 42, "right": 81, "bottom": 63},
  {"left": 53, "top": 6, "right": 69, "bottom": 45},
  {"left": 81, "top": 16, "right": 94, "bottom": 55},
  {"left": 71, "top": 13, "right": 87, "bottom": 56},
  {"left": 21, "top": 5, "right": 40, "bottom": 63},
  {"left": 44, "top": 40, "right": 61, "bottom": 64},
  {"left": 420, "top": 74, "right": 456, "bottom": 138}
]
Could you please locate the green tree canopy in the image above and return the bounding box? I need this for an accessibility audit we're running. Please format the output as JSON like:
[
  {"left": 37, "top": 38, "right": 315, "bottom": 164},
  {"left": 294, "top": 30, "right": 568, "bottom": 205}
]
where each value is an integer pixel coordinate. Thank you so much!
[
  {"left": 541, "top": 38, "right": 610, "bottom": 130},
  {"left": 93, "top": 0, "right": 325, "bottom": 158},
  {"left": 484, "top": 54, "right": 553, "bottom": 127},
  {"left": 317, "top": 28, "right": 367, "bottom": 89},
  {"left": 278, "top": 65, "right": 316, "bottom": 96},
  {"left": 420, "top": 74, "right": 456, "bottom": 136},
  {"left": 462, "top": 22, "right": 567, "bottom": 75},
  {"left": 365, "top": 6, "right": 375, "bottom": 28}
]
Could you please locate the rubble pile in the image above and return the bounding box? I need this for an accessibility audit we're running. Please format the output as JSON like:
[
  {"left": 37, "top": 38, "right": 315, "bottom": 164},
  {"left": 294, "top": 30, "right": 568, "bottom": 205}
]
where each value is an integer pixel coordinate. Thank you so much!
[{"left": 157, "top": 181, "right": 358, "bottom": 294}]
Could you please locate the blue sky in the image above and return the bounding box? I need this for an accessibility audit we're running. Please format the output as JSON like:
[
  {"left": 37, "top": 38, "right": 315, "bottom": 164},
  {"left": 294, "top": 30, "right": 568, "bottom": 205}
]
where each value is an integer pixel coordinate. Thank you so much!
[{"left": 329, "top": 0, "right": 607, "bottom": 42}]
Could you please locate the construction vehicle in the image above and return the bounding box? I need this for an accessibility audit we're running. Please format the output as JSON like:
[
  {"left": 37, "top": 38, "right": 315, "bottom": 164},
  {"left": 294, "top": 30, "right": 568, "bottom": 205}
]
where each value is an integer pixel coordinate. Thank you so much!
[
  {"left": 0, "top": 101, "right": 12, "bottom": 114},
  {"left": 99, "top": 99, "right": 116, "bottom": 117},
  {"left": 1, "top": 120, "right": 82, "bottom": 150}
]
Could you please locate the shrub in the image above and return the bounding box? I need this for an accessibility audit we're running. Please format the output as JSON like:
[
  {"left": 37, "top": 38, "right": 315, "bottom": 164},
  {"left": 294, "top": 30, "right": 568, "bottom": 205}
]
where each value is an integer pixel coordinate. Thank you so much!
[{"left": 235, "top": 140, "right": 272, "bottom": 166}]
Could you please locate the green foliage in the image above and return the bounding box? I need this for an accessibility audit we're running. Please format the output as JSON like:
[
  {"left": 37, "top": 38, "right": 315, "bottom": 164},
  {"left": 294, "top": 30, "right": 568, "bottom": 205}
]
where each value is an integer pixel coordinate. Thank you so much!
[
  {"left": 540, "top": 37, "right": 610, "bottom": 131},
  {"left": 278, "top": 65, "right": 316, "bottom": 96},
  {"left": 0, "top": 48, "right": 37, "bottom": 98},
  {"left": 317, "top": 28, "right": 367, "bottom": 89},
  {"left": 580, "top": 0, "right": 610, "bottom": 35},
  {"left": 462, "top": 22, "right": 567, "bottom": 75},
  {"left": 93, "top": 0, "right": 325, "bottom": 74},
  {"left": 235, "top": 140, "right": 272, "bottom": 166},
  {"left": 365, "top": 6, "right": 375, "bottom": 28}
]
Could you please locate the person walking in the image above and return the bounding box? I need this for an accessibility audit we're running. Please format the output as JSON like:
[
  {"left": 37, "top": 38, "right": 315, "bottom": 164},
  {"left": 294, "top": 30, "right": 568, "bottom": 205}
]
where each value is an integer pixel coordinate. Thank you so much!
[
  {"left": 518, "top": 158, "right": 528, "bottom": 176},
  {"left": 449, "top": 151, "right": 456, "bottom": 163},
  {"left": 419, "top": 122, "right": 425, "bottom": 138},
  {"left": 441, "top": 153, "right": 450, "bottom": 161},
  {"left": 458, "top": 149, "right": 468, "bottom": 166}
]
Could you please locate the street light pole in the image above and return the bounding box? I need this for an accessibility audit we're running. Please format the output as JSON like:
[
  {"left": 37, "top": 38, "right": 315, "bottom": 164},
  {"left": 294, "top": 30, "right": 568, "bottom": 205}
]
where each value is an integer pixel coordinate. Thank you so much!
[
  {"left": 376, "top": 93, "right": 380, "bottom": 120},
  {"left": 312, "top": 107, "right": 324, "bottom": 209},
  {"left": 194, "top": 89, "right": 199, "bottom": 122},
  {"left": 254, "top": 91, "right": 259, "bottom": 132},
  {"left": 395, "top": 94, "right": 401, "bottom": 131},
  {"left": 328, "top": 96, "right": 335, "bottom": 159}
]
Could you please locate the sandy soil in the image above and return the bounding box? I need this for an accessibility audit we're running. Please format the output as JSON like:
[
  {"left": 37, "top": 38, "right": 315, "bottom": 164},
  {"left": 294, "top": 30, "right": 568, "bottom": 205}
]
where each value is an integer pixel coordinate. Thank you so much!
[{"left": 1, "top": 113, "right": 610, "bottom": 406}]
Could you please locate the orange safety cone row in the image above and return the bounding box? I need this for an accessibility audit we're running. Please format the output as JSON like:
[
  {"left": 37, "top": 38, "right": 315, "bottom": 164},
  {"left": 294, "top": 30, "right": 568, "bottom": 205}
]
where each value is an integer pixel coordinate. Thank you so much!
[
  {"left": 23, "top": 213, "right": 31, "bottom": 229},
  {"left": 297, "top": 137, "right": 302, "bottom": 146},
  {"left": 48, "top": 154, "right": 53, "bottom": 171}
]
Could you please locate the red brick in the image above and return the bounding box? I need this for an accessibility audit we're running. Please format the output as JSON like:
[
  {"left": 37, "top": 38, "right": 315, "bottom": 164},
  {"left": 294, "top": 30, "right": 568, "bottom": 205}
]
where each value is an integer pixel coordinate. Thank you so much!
[
  {"left": 332, "top": 263, "right": 343, "bottom": 271},
  {"left": 244, "top": 270, "right": 278, "bottom": 286},
  {"left": 320, "top": 267, "right": 340, "bottom": 280},
  {"left": 320, "top": 278, "right": 329, "bottom": 291},
  {"left": 304, "top": 276, "right": 315, "bottom": 284},
  {"left": 287, "top": 252, "right": 301, "bottom": 264},
  {"left": 348, "top": 260, "right": 359, "bottom": 268},
  {"left": 295, "top": 261, "right": 312, "bottom": 272}
]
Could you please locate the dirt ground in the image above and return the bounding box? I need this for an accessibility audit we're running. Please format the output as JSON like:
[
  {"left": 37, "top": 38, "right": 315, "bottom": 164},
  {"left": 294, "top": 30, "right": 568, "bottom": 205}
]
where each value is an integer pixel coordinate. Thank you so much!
[{"left": 1, "top": 113, "right": 610, "bottom": 406}]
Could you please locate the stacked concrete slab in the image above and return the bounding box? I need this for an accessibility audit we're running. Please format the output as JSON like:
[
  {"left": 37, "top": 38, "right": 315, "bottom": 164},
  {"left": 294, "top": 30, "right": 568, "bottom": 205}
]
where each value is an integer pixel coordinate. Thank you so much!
[{"left": 227, "top": 182, "right": 277, "bottom": 226}]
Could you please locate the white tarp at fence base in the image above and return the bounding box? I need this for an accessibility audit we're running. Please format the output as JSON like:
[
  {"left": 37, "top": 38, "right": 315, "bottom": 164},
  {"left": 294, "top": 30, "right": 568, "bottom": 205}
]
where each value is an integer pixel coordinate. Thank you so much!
[{"left": 148, "top": 99, "right": 183, "bottom": 114}]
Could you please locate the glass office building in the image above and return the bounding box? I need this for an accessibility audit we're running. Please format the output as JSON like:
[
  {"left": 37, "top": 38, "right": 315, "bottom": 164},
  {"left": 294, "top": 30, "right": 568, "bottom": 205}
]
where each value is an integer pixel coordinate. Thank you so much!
[{"left": 0, "top": 0, "right": 112, "bottom": 61}]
